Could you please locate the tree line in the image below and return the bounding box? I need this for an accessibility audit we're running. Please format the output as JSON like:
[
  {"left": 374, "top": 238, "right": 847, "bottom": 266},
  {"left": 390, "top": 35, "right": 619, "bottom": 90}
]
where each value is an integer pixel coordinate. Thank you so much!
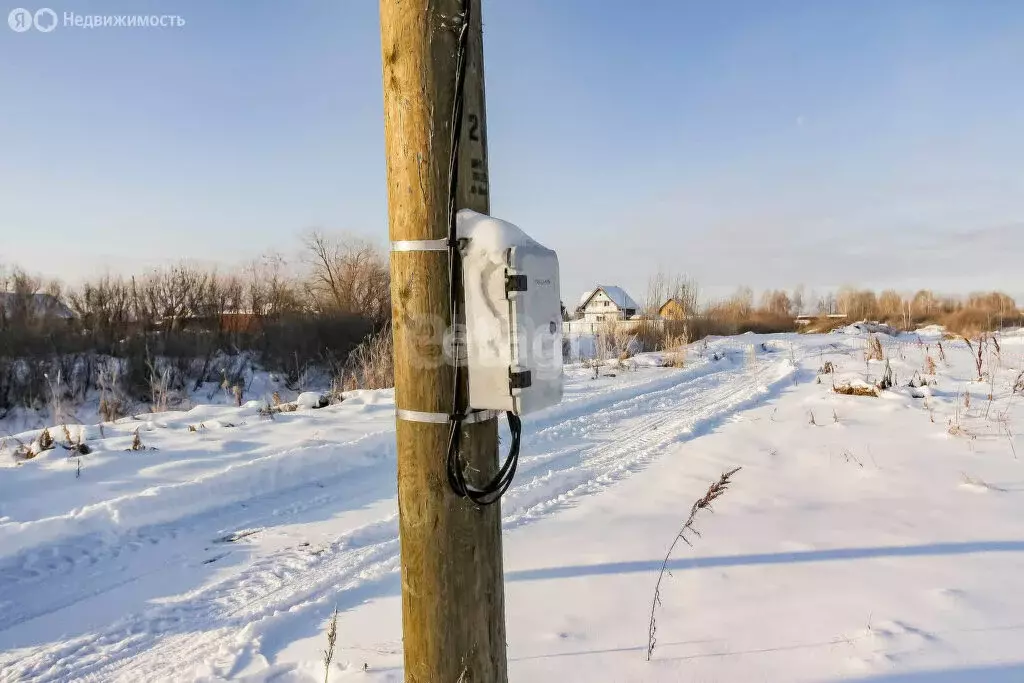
[
  {"left": 636, "top": 273, "right": 1021, "bottom": 342},
  {"left": 0, "top": 233, "right": 391, "bottom": 413}
]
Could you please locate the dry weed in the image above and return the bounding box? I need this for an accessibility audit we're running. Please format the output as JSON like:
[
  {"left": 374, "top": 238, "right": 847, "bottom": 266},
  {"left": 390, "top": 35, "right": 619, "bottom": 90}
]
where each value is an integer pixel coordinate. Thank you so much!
[
  {"left": 38, "top": 428, "right": 54, "bottom": 452},
  {"left": 866, "top": 335, "right": 885, "bottom": 362},
  {"left": 342, "top": 325, "right": 394, "bottom": 390},
  {"left": 833, "top": 384, "right": 880, "bottom": 397},
  {"left": 128, "top": 429, "right": 154, "bottom": 452},
  {"left": 322, "top": 606, "right": 339, "bottom": 683},
  {"left": 646, "top": 468, "right": 741, "bottom": 661}
]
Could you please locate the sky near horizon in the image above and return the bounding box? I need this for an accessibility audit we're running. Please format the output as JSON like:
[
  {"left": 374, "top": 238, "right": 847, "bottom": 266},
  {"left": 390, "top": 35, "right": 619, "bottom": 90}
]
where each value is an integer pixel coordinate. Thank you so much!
[{"left": 1, "top": 0, "right": 1023, "bottom": 304}]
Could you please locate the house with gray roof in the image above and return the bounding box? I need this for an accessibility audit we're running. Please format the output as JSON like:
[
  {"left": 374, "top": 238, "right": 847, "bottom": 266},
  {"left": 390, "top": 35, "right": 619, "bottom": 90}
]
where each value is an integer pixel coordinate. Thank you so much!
[{"left": 576, "top": 286, "right": 640, "bottom": 323}]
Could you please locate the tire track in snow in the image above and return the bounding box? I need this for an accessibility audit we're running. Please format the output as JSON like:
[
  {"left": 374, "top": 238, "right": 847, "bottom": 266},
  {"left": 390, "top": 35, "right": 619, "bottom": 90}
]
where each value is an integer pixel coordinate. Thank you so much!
[
  {"left": 0, "top": 356, "right": 699, "bottom": 588},
  {"left": 0, "top": 447, "right": 399, "bottom": 636},
  {"left": 1, "top": 350, "right": 796, "bottom": 682},
  {"left": 0, "top": 359, "right": 719, "bottom": 626}
]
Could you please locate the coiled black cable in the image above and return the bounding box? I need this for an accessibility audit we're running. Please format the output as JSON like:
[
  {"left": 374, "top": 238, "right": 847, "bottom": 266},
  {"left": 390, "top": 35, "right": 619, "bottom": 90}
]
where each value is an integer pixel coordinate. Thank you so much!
[{"left": 443, "top": 0, "right": 522, "bottom": 507}]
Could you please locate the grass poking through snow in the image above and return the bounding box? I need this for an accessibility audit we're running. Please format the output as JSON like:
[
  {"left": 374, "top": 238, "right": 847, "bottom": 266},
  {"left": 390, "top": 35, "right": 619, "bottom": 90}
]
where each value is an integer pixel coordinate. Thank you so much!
[{"left": 646, "top": 467, "right": 741, "bottom": 661}]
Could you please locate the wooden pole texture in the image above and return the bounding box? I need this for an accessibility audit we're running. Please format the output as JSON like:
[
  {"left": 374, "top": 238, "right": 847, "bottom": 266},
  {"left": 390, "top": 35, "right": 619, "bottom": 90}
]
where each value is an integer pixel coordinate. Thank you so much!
[{"left": 379, "top": 1, "right": 507, "bottom": 681}]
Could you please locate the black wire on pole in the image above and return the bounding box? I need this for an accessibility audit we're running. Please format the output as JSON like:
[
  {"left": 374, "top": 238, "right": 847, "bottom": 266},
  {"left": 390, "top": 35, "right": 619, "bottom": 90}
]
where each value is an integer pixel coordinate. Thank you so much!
[{"left": 444, "top": 0, "right": 522, "bottom": 507}]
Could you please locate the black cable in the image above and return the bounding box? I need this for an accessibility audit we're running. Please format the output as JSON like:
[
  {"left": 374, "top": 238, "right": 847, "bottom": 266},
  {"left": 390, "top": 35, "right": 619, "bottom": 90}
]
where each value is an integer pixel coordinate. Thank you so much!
[
  {"left": 448, "top": 412, "right": 522, "bottom": 507},
  {"left": 443, "top": 0, "right": 522, "bottom": 506}
]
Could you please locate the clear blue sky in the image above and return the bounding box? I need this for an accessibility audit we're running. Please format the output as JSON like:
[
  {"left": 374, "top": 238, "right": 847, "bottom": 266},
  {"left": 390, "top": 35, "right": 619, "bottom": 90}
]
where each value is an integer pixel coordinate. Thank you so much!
[{"left": 2, "top": 0, "right": 1023, "bottom": 304}]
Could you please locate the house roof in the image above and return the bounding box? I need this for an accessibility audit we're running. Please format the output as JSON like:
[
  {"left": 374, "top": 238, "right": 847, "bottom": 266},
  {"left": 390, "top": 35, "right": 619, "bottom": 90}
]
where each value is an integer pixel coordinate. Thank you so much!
[
  {"left": 659, "top": 298, "right": 684, "bottom": 310},
  {"left": 579, "top": 285, "right": 639, "bottom": 311},
  {"left": 0, "top": 292, "right": 74, "bottom": 319}
]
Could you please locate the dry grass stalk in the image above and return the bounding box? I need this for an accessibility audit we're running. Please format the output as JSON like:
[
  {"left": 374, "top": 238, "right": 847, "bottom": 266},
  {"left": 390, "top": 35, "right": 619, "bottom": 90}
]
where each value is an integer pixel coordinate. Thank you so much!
[
  {"left": 259, "top": 400, "right": 298, "bottom": 419},
  {"left": 840, "top": 449, "right": 864, "bottom": 468},
  {"left": 961, "top": 472, "right": 1007, "bottom": 492},
  {"left": 147, "top": 359, "right": 172, "bottom": 413},
  {"left": 4, "top": 433, "right": 35, "bottom": 460},
  {"left": 662, "top": 353, "right": 686, "bottom": 369},
  {"left": 924, "top": 355, "right": 937, "bottom": 375},
  {"left": 323, "top": 606, "right": 339, "bottom": 683},
  {"left": 38, "top": 428, "right": 54, "bottom": 452},
  {"left": 833, "top": 384, "right": 879, "bottom": 397},
  {"left": 128, "top": 429, "right": 154, "bottom": 452},
  {"left": 328, "top": 377, "right": 346, "bottom": 404},
  {"left": 947, "top": 389, "right": 971, "bottom": 437},
  {"left": 342, "top": 325, "right": 394, "bottom": 390},
  {"left": 962, "top": 335, "right": 987, "bottom": 382},
  {"left": 878, "top": 359, "right": 894, "bottom": 390},
  {"left": 646, "top": 467, "right": 741, "bottom": 661},
  {"left": 99, "top": 396, "right": 126, "bottom": 423},
  {"left": 661, "top": 333, "right": 688, "bottom": 368},
  {"left": 59, "top": 425, "right": 91, "bottom": 456},
  {"left": 866, "top": 335, "right": 885, "bottom": 362}
]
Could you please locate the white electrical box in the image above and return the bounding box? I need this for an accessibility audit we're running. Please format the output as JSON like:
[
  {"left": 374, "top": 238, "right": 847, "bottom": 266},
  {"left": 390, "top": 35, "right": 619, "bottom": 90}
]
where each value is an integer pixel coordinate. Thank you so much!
[{"left": 457, "top": 209, "right": 563, "bottom": 415}]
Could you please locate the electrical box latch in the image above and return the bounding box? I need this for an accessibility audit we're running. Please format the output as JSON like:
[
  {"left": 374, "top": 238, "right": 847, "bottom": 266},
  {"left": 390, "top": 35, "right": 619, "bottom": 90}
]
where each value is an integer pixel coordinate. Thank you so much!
[
  {"left": 509, "top": 369, "right": 532, "bottom": 391},
  {"left": 505, "top": 273, "right": 528, "bottom": 297}
]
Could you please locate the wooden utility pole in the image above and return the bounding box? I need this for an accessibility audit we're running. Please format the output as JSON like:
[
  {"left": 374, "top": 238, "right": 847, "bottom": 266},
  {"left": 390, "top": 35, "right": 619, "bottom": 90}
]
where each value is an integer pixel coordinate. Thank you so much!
[{"left": 379, "top": 1, "right": 507, "bottom": 682}]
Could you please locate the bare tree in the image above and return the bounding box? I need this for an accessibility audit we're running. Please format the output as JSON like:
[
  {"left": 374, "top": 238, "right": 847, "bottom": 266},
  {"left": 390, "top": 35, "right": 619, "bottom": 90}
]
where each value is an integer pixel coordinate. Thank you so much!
[
  {"left": 645, "top": 271, "right": 699, "bottom": 320},
  {"left": 304, "top": 232, "right": 391, "bottom": 322},
  {"left": 912, "top": 289, "right": 938, "bottom": 320},
  {"left": 245, "top": 252, "right": 302, "bottom": 319},
  {"left": 878, "top": 290, "right": 905, "bottom": 325},
  {"left": 0, "top": 267, "right": 42, "bottom": 330},
  {"left": 759, "top": 289, "right": 792, "bottom": 317},
  {"left": 837, "top": 287, "right": 879, "bottom": 320},
  {"left": 791, "top": 284, "right": 806, "bottom": 316}
]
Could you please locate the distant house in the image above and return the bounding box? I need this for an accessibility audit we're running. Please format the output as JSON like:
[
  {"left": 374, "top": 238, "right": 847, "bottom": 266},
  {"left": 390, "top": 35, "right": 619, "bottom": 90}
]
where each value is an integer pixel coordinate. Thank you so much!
[
  {"left": 577, "top": 286, "right": 639, "bottom": 323},
  {"left": 658, "top": 298, "right": 688, "bottom": 321},
  {"left": 0, "top": 293, "right": 74, "bottom": 321}
]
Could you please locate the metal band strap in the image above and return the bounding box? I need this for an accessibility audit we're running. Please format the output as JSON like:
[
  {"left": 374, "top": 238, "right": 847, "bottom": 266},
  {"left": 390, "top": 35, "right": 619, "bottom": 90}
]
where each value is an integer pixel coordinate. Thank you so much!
[
  {"left": 395, "top": 408, "right": 499, "bottom": 425},
  {"left": 391, "top": 238, "right": 449, "bottom": 252}
]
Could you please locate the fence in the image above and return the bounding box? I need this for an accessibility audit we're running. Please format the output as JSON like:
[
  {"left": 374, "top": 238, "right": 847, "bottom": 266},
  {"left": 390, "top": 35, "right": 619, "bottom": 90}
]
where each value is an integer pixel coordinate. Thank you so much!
[{"left": 562, "top": 318, "right": 663, "bottom": 337}]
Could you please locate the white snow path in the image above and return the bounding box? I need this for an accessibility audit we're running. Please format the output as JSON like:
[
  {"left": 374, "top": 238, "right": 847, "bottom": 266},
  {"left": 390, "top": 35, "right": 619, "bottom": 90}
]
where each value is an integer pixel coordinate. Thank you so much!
[{"left": 0, "top": 345, "right": 796, "bottom": 682}]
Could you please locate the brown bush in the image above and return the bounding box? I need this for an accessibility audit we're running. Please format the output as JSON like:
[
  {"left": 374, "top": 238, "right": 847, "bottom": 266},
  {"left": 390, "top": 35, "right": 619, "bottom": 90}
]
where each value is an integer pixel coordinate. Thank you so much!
[
  {"left": 939, "top": 309, "right": 996, "bottom": 338},
  {"left": 340, "top": 325, "right": 394, "bottom": 390},
  {"left": 833, "top": 384, "right": 879, "bottom": 397},
  {"left": 692, "top": 309, "right": 796, "bottom": 337},
  {"left": 866, "top": 335, "right": 885, "bottom": 361}
]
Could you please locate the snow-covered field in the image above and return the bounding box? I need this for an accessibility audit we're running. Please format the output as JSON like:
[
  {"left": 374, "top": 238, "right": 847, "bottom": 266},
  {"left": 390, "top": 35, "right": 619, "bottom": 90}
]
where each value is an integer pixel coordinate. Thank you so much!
[{"left": 2, "top": 329, "right": 1024, "bottom": 682}]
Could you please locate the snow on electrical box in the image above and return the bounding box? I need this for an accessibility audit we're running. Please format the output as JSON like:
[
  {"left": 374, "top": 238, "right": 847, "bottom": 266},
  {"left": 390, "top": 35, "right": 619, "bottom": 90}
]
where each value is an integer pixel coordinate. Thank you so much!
[{"left": 457, "top": 209, "right": 563, "bottom": 415}]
